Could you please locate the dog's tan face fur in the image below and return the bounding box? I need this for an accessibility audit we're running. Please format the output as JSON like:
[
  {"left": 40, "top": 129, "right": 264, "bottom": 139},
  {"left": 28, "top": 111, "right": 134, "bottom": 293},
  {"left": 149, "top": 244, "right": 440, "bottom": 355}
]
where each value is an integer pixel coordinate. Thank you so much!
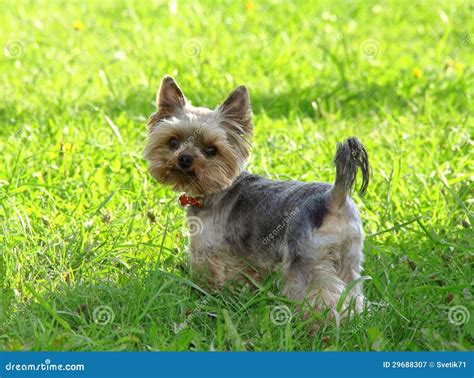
[{"left": 144, "top": 76, "right": 253, "bottom": 196}]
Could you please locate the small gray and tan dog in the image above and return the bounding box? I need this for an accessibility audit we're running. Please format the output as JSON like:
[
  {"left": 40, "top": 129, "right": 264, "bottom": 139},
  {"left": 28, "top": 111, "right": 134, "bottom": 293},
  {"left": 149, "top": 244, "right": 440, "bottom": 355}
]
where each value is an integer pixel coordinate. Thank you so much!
[{"left": 145, "top": 76, "right": 370, "bottom": 314}]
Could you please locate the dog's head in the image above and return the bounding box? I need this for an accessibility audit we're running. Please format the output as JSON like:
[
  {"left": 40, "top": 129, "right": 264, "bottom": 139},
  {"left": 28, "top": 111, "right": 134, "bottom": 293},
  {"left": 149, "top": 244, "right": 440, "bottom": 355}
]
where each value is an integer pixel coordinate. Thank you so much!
[{"left": 144, "top": 76, "right": 253, "bottom": 196}]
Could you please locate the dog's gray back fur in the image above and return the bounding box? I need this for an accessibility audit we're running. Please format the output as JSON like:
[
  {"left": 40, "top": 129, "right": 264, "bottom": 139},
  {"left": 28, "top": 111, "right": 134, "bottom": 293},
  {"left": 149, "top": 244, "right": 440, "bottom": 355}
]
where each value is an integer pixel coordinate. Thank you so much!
[{"left": 189, "top": 172, "right": 332, "bottom": 268}]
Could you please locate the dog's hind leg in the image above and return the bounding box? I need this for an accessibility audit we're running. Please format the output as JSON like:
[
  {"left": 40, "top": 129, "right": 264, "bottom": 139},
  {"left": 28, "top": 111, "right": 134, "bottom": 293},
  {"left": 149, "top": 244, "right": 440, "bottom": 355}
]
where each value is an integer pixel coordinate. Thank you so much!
[
  {"left": 283, "top": 215, "right": 364, "bottom": 315},
  {"left": 282, "top": 252, "right": 346, "bottom": 313}
]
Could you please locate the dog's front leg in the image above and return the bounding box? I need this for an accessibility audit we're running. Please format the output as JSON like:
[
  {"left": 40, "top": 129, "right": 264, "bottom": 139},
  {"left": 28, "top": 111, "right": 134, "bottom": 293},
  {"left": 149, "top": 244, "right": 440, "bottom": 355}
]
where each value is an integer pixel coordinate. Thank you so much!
[{"left": 188, "top": 241, "right": 230, "bottom": 289}]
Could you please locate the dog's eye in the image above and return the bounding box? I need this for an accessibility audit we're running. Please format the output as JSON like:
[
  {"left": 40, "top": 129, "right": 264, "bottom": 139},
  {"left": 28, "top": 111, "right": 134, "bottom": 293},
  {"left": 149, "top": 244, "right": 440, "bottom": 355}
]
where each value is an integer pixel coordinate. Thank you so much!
[
  {"left": 168, "top": 138, "right": 179, "bottom": 150},
  {"left": 204, "top": 146, "right": 217, "bottom": 157}
]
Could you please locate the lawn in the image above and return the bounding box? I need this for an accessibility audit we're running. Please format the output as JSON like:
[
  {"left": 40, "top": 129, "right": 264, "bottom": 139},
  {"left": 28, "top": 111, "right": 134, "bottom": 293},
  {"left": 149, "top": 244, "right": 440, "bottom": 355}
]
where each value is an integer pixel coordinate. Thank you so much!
[{"left": 0, "top": 0, "right": 472, "bottom": 351}]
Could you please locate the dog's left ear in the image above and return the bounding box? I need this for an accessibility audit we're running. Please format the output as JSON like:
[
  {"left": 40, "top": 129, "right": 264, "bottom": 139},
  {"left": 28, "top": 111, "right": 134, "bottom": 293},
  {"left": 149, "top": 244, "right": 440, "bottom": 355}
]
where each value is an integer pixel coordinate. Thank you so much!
[
  {"left": 155, "top": 75, "right": 186, "bottom": 119},
  {"left": 217, "top": 86, "right": 252, "bottom": 135}
]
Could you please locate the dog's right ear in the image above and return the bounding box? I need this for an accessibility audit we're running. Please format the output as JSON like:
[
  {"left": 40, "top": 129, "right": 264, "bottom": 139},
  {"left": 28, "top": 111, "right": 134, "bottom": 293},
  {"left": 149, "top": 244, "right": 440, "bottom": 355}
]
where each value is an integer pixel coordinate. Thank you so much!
[{"left": 155, "top": 76, "right": 186, "bottom": 119}]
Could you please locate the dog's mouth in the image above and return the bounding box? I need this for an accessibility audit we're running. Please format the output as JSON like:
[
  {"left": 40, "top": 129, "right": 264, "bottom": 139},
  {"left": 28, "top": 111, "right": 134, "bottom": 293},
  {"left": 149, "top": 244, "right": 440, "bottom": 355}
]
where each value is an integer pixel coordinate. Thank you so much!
[
  {"left": 173, "top": 167, "right": 197, "bottom": 179},
  {"left": 166, "top": 167, "right": 203, "bottom": 194}
]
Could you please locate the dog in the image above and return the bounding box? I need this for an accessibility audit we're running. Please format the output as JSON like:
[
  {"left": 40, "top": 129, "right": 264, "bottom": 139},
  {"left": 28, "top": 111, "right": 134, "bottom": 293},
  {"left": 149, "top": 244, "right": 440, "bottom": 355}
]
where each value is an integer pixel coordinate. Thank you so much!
[{"left": 144, "top": 76, "right": 370, "bottom": 314}]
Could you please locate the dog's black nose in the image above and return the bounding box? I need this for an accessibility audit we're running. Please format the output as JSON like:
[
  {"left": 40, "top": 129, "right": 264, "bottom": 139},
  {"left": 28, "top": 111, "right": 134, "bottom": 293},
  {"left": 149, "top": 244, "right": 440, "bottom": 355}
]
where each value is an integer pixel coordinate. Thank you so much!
[{"left": 178, "top": 155, "right": 193, "bottom": 169}]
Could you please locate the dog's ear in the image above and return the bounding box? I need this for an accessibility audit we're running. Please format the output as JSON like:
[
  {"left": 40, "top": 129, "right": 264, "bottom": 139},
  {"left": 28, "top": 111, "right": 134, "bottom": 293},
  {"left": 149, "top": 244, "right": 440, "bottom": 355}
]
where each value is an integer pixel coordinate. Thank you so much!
[
  {"left": 155, "top": 76, "right": 186, "bottom": 119},
  {"left": 217, "top": 86, "right": 252, "bottom": 135}
]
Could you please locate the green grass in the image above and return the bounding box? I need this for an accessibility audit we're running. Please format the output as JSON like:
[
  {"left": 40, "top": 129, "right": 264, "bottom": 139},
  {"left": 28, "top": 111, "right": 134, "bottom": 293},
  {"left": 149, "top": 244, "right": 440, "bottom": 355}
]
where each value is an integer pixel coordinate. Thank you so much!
[{"left": 1, "top": 0, "right": 473, "bottom": 351}]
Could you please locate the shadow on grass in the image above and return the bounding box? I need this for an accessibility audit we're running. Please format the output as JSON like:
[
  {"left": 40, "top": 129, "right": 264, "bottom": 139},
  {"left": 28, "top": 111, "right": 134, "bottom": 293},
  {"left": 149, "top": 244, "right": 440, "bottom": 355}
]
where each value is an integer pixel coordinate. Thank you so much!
[
  {"left": 84, "top": 81, "right": 411, "bottom": 121},
  {"left": 87, "top": 78, "right": 468, "bottom": 124}
]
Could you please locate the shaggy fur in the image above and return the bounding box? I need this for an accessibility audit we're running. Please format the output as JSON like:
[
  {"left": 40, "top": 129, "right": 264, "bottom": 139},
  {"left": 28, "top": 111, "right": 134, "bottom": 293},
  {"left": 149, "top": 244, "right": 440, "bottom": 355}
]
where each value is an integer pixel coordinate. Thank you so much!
[{"left": 144, "top": 76, "right": 370, "bottom": 314}]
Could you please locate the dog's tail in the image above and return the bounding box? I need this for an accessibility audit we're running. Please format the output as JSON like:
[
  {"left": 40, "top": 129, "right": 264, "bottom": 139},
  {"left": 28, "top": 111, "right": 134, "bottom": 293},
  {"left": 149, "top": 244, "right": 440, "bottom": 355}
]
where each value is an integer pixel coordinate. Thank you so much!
[{"left": 330, "top": 137, "right": 370, "bottom": 209}]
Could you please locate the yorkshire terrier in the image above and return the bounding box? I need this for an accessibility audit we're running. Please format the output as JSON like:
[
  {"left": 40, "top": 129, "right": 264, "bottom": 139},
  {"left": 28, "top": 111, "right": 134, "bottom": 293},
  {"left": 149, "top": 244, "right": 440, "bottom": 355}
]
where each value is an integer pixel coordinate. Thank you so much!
[{"left": 144, "top": 76, "right": 370, "bottom": 314}]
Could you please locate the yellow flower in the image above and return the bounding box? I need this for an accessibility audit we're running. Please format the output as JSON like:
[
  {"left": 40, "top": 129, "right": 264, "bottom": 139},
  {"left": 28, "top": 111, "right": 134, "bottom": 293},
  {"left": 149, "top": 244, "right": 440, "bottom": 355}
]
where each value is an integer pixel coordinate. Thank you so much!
[
  {"left": 245, "top": 1, "right": 254, "bottom": 12},
  {"left": 73, "top": 21, "right": 85, "bottom": 31},
  {"left": 58, "top": 142, "right": 74, "bottom": 153},
  {"left": 445, "top": 58, "right": 455, "bottom": 69},
  {"left": 454, "top": 61, "right": 464, "bottom": 73},
  {"left": 445, "top": 58, "right": 463, "bottom": 74},
  {"left": 412, "top": 67, "right": 423, "bottom": 79}
]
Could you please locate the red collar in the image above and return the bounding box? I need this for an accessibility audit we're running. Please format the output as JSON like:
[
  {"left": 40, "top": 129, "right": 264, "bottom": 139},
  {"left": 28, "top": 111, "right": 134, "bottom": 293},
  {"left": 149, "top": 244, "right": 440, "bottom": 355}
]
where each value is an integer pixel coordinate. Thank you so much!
[{"left": 179, "top": 193, "right": 204, "bottom": 208}]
